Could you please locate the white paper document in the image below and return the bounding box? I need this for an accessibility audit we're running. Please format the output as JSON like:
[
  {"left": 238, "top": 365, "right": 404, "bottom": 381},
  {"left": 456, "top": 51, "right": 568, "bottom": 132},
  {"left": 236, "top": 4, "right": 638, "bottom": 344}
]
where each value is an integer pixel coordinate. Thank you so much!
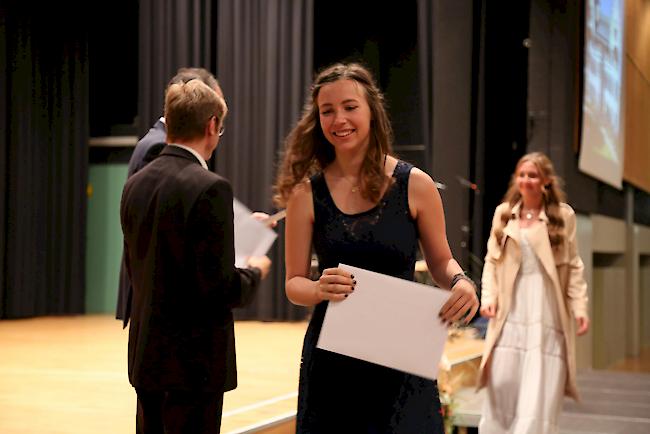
[
  {"left": 232, "top": 199, "right": 278, "bottom": 268},
  {"left": 317, "top": 264, "right": 450, "bottom": 380}
]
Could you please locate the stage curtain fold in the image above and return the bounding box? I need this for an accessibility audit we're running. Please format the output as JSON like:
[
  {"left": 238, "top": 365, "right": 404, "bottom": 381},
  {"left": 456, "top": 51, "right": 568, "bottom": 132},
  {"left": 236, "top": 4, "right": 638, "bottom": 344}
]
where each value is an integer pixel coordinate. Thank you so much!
[
  {"left": 0, "top": 6, "right": 88, "bottom": 318},
  {"left": 215, "top": 0, "right": 313, "bottom": 321}
]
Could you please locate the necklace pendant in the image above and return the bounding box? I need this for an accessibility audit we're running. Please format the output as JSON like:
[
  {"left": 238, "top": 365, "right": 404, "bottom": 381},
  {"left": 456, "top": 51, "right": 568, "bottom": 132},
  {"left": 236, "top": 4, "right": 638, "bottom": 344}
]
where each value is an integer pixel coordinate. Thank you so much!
[
  {"left": 351, "top": 186, "right": 358, "bottom": 193},
  {"left": 526, "top": 212, "right": 533, "bottom": 220}
]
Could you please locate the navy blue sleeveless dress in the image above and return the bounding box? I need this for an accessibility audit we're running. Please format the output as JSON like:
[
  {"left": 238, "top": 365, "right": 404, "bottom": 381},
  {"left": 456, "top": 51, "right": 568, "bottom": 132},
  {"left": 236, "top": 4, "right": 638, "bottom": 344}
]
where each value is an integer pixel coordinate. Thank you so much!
[{"left": 296, "top": 161, "right": 444, "bottom": 433}]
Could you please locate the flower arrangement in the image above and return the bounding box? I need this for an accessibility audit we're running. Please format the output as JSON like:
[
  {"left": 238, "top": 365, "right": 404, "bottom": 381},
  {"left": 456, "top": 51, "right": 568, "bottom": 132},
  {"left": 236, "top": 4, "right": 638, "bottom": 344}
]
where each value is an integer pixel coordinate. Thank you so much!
[
  {"left": 437, "top": 324, "right": 480, "bottom": 433},
  {"left": 438, "top": 355, "right": 464, "bottom": 434},
  {"left": 439, "top": 375, "right": 459, "bottom": 434}
]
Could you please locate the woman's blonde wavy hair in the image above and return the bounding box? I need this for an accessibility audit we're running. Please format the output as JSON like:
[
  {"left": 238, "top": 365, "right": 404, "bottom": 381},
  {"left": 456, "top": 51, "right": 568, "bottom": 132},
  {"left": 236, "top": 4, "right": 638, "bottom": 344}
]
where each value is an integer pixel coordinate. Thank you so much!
[
  {"left": 494, "top": 152, "right": 567, "bottom": 248},
  {"left": 273, "top": 62, "right": 394, "bottom": 207}
]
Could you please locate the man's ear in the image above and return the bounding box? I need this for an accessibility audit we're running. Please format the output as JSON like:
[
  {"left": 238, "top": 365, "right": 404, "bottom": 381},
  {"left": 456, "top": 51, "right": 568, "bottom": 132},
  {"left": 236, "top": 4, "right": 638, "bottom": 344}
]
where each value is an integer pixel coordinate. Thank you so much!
[{"left": 206, "top": 116, "right": 217, "bottom": 136}]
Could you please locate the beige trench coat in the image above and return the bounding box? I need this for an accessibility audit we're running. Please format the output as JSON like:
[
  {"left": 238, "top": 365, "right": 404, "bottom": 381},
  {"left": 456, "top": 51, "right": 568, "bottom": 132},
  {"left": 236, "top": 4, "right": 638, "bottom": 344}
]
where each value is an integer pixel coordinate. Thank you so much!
[{"left": 477, "top": 201, "right": 589, "bottom": 400}]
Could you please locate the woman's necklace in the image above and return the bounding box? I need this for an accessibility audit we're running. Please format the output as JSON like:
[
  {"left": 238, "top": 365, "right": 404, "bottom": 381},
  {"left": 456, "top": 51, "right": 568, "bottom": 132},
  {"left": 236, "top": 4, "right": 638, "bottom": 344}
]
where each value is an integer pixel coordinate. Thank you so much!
[
  {"left": 522, "top": 208, "right": 540, "bottom": 220},
  {"left": 341, "top": 176, "right": 360, "bottom": 193},
  {"left": 339, "top": 154, "right": 388, "bottom": 194}
]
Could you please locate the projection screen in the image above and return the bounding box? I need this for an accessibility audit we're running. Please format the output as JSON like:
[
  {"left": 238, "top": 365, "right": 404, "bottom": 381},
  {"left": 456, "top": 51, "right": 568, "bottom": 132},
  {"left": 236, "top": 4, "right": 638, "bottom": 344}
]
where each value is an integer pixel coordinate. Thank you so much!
[{"left": 579, "top": 0, "right": 625, "bottom": 189}]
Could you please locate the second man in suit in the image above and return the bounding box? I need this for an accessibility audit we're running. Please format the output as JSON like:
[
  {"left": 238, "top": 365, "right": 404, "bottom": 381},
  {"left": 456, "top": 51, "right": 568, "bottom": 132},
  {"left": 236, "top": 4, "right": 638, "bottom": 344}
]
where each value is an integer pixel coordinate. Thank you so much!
[
  {"left": 116, "top": 67, "right": 224, "bottom": 325},
  {"left": 120, "top": 78, "right": 271, "bottom": 434}
]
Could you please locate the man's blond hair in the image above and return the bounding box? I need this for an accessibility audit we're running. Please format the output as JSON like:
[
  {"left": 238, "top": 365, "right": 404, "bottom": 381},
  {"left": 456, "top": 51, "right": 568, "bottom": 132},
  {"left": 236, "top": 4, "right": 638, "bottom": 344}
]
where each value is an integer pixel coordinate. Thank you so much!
[{"left": 164, "top": 79, "right": 227, "bottom": 142}]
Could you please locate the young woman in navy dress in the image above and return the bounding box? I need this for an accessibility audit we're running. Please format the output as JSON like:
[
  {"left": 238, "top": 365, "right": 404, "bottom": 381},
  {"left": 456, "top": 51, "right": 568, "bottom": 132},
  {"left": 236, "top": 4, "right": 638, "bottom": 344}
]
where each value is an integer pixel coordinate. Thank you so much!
[{"left": 274, "top": 62, "right": 479, "bottom": 433}]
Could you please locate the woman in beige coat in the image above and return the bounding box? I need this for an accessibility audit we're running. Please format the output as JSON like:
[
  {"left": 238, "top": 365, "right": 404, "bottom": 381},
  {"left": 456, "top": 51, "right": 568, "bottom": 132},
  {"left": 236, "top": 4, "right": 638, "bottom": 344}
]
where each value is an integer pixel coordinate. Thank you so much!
[{"left": 478, "top": 152, "right": 589, "bottom": 433}]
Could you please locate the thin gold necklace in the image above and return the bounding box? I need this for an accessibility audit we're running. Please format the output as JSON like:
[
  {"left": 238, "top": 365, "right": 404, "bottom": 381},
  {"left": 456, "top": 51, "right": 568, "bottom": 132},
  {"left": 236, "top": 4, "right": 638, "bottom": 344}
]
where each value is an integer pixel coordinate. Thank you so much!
[
  {"left": 339, "top": 154, "right": 388, "bottom": 194},
  {"left": 341, "top": 177, "right": 360, "bottom": 193}
]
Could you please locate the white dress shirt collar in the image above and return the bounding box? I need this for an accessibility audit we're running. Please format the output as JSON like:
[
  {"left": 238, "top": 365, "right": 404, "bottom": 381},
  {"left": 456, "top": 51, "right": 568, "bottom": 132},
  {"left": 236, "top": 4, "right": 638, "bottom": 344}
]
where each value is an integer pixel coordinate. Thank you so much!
[{"left": 168, "top": 143, "right": 208, "bottom": 170}]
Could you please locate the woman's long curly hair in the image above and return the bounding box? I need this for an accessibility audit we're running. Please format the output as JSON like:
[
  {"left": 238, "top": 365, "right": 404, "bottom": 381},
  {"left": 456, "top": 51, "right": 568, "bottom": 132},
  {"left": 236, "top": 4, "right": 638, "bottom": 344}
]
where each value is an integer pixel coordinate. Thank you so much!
[
  {"left": 273, "top": 62, "right": 394, "bottom": 207},
  {"left": 495, "top": 152, "right": 567, "bottom": 248}
]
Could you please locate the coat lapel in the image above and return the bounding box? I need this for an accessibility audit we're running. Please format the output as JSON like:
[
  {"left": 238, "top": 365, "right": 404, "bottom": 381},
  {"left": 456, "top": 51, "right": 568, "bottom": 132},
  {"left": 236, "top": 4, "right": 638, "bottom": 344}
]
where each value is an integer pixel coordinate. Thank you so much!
[
  {"left": 499, "top": 206, "right": 521, "bottom": 315},
  {"left": 502, "top": 203, "right": 521, "bottom": 248}
]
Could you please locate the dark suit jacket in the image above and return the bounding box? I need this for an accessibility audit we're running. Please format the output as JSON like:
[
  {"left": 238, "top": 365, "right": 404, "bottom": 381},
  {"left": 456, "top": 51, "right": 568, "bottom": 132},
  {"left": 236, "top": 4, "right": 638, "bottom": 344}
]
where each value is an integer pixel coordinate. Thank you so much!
[
  {"left": 129, "top": 119, "right": 167, "bottom": 176},
  {"left": 120, "top": 146, "right": 261, "bottom": 392},
  {"left": 116, "top": 119, "right": 167, "bottom": 325}
]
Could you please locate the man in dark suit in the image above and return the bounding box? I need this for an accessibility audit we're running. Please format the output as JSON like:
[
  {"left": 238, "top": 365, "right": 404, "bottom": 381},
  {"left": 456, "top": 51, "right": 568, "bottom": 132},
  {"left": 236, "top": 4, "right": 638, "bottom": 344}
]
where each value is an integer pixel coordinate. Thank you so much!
[
  {"left": 120, "top": 79, "right": 271, "bottom": 434},
  {"left": 116, "top": 67, "right": 224, "bottom": 325}
]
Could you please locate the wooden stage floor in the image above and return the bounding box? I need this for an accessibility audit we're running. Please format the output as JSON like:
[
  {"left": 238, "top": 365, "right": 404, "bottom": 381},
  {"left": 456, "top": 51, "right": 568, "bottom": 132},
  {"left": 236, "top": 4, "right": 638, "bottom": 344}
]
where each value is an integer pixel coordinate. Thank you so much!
[{"left": 0, "top": 315, "right": 306, "bottom": 434}]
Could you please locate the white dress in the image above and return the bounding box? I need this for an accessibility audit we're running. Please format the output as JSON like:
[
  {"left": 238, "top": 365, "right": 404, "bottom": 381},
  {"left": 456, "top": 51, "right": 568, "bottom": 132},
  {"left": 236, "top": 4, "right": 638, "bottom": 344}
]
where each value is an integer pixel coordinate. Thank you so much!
[{"left": 479, "top": 227, "right": 567, "bottom": 434}]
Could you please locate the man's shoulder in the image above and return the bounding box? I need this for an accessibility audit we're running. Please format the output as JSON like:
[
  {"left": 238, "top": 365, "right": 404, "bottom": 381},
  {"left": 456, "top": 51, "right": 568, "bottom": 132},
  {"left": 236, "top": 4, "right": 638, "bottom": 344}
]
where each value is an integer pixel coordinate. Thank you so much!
[
  {"left": 164, "top": 158, "right": 228, "bottom": 189},
  {"left": 128, "top": 123, "right": 167, "bottom": 175},
  {"left": 133, "top": 128, "right": 166, "bottom": 158},
  {"left": 190, "top": 168, "right": 230, "bottom": 191},
  {"left": 137, "top": 125, "right": 166, "bottom": 148},
  {"left": 124, "top": 160, "right": 230, "bottom": 205}
]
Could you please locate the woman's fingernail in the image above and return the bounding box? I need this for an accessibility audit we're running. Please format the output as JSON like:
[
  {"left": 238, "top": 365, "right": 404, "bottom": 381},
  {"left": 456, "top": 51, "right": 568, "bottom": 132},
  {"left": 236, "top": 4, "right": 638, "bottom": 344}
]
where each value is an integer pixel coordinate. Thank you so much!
[
  {"left": 353, "top": 280, "right": 357, "bottom": 285},
  {"left": 350, "top": 274, "right": 354, "bottom": 279},
  {"left": 344, "top": 294, "right": 349, "bottom": 298}
]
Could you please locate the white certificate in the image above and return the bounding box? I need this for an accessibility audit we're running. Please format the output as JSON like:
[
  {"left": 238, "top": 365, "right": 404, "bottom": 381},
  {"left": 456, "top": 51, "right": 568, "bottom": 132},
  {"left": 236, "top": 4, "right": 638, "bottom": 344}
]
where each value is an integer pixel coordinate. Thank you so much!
[
  {"left": 232, "top": 198, "right": 278, "bottom": 268},
  {"left": 316, "top": 263, "right": 449, "bottom": 380}
]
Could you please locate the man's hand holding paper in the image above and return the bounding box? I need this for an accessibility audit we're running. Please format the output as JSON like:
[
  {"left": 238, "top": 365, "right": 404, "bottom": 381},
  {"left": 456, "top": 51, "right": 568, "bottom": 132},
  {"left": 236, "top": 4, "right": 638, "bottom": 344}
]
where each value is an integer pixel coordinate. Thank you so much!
[{"left": 232, "top": 199, "right": 281, "bottom": 272}]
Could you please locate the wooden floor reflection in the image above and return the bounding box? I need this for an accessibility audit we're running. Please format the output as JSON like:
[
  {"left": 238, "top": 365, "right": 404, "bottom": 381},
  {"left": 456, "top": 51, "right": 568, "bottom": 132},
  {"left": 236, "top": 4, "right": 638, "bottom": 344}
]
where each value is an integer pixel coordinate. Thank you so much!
[
  {"left": 2, "top": 315, "right": 649, "bottom": 434},
  {"left": 0, "top": 316, "right": 306, "bottom": 434}
]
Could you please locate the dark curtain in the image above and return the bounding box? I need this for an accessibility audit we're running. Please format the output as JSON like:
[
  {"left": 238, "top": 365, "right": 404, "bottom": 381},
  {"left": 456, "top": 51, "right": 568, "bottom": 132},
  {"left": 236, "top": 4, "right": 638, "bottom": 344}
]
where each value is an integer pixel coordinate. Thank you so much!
[
  {"left": 416, "top": 1, "right": 479, "bottom": 272},
  {"left": 137, "top": 0, "right": 216, "bottom": 137},
  {"left": 216, "top": 0, "right": 313, "bottom": 321},
  {"left": 0, "top": 6, "right": 88, "bottom": 318},
  {"left": 416, "top": 0, "right": 434, "bottom": 176},
  {"left": 469, "top": 1, "right": 487, "bottom": 279},
  {"left": 137, "top": 0, "right": 313, "bottom": 320}
]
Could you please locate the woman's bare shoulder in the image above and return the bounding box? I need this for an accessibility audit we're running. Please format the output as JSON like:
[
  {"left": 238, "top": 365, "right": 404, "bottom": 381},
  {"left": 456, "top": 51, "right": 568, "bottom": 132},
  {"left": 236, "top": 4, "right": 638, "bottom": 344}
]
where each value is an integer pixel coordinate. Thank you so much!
[{"left": 287, "top": 179, "right": 313, "bottom": 210}]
